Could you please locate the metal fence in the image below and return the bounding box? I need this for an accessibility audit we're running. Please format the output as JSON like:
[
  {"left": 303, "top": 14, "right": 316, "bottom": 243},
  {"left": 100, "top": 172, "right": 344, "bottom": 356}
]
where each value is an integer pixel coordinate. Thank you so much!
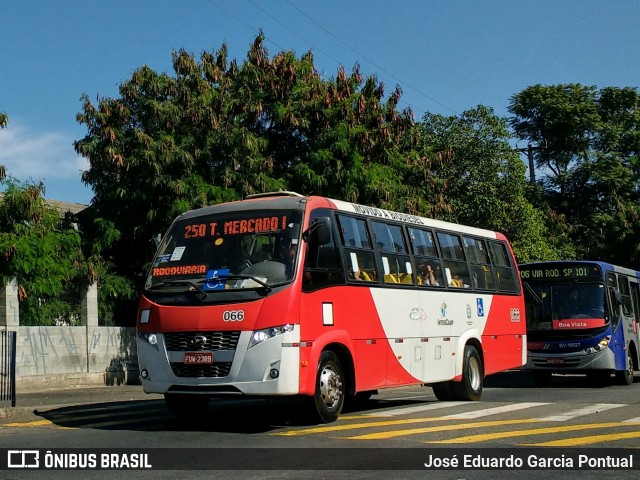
[{"left": 0, "top": 331, "right": 16, "bottom": 407}]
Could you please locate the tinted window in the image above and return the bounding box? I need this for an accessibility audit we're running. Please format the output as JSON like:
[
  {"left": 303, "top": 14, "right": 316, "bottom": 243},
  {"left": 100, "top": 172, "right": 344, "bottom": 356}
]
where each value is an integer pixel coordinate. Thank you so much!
[
  {"left": 488, "top": 241, "right": 518, "bottom": 292},
  {"left": 463, "top": 237, "right": 495, "bottom": 290},
  {"left": 408, "top": 228, "right": 438, "bottom": 257},
  {"left": 337, "top": 215, "right": 371, "bottom": 249}
]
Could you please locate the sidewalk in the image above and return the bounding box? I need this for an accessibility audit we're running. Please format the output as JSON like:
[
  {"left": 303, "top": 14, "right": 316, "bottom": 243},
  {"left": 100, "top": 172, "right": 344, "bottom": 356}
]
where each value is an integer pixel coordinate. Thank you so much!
[{"left": 0, "top": 384, "right": 157, "bottom": 422}]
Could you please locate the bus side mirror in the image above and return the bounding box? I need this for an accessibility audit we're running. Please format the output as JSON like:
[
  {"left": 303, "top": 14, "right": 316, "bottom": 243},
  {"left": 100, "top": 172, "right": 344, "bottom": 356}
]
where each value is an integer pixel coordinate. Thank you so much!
[{"left": 302, "top": 218, "right": 332, "bottom": 246}]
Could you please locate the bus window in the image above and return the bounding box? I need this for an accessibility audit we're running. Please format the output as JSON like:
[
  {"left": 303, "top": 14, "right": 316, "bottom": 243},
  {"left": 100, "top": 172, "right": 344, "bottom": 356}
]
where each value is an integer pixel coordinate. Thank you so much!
[
  {"left": 337, "top": 215, "right": 371, "bottom": 249},
  {"left": 463, "top": 237, "right": 495, "bottom": 290},
  {"left": 618, "top": 275, "right": 633, "bottom": 316},
  {"left": 371, "top": 222, "right": 407, "bottom": 254},
  {"left": 488, "top": 241, "right": 518, "bottom": 292},
  {"left": 408, "top": 227, "right": 444, "bottom": 287},
  {"left": 437, "top": 232, "right": 465, "bottom": 261},
  {"left": 415, "top": 259, "right": 444, "bottom": 286},
  {"left": 372, "top": 221, "right": 413, "bottom": 285},
  {"left": 302, "top": 212, "right": 344, "bottom": 291},
  {"left": 346, "top": 250, "right": 377, "bottom": 282},
  {"left": 437, "top": 232, "right": 470, "bottom": 288},
  {"left": 408, "top": 227, "right": 438, "bottom": 257}
]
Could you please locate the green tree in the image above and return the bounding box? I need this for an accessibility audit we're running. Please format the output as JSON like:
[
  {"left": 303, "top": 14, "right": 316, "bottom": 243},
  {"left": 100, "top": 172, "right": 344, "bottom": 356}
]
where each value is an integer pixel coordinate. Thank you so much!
[
  {"left": 509, "top": 84, "right": 640, "bottom": 268},
  {"left": 75, "top": 35, "right": 446, "bottom": 321},
  {"left": 417, "top": 106, "right": 560, "bottom": 262},
  {"left": 0, "top": 177, "right": 93, "bottom": 325}
]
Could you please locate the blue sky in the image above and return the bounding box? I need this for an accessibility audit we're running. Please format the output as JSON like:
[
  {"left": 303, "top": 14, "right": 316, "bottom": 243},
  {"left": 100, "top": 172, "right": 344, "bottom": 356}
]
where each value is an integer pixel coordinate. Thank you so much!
[{"left": 1, "top": 1, "right": 639, "bottom": 205}]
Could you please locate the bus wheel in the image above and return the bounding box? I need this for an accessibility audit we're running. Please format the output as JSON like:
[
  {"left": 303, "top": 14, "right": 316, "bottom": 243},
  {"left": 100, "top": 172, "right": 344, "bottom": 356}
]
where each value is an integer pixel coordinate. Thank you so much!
[
  {"left": 451, "top": 345, "right": 483, "bottom": 401},
  {"left": 431, "top": 381, "right": 454, "bottom": 401},
  {"left": 164, "top": 393, "right": 209, "bottom": 419},
  {"left": 531, "top": 371, "right": 553, "bottom": 387},
  {"left": 311, "top": 351, "right": 345, "bottom": 423},
  {"left": 615, "top": 351, "right": 635, "bottom": 386}
]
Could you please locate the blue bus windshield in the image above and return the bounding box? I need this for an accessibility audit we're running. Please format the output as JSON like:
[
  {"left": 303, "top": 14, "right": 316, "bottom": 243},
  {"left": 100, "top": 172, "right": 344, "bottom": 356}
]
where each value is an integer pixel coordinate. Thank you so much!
[{"left": 524, "top": 281, "right": 607, "bottom": 332}]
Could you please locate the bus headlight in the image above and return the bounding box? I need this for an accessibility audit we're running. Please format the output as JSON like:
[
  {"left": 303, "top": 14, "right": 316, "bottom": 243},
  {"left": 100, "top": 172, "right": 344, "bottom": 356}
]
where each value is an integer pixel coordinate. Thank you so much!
[
  {"left": 138, "top": 331, "right": 159, "bottom": 351},
  {"left": 585, "top": 336, "right": 610, "bottom": 355},
  {"left": 248, "top": 324, "right": 294, "bottom": 349}
]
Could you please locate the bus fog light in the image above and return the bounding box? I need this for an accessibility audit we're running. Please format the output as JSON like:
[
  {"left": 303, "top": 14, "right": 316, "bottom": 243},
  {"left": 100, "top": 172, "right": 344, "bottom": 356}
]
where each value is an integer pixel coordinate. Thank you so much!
[
  {"left": 270, "top": 368, "right": 279, "bottom": 379},
  {"left": 147, "top": 333, "right": 158, "bottom": 345},
  {"left": 141, "top": 369, "right": 149, "bottom": 379}
]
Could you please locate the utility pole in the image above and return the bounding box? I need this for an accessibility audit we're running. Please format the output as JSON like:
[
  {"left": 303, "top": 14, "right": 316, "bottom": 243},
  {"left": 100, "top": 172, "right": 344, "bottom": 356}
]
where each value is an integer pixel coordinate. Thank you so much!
[{"left": 516, "top": 143, "right": 546, "bottom": 185}]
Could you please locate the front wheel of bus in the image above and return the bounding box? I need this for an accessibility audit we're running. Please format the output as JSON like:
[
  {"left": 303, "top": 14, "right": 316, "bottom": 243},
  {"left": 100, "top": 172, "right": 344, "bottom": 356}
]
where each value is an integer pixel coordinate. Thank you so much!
[
  {"left": 615, "top": 351, "right": 635, "bottom": 386},
  {"left": 451, "top": 345, "right": 483, "bottom": 401},
  {"left": 311, "top": 351, "right": 345, "bottom": 423}
]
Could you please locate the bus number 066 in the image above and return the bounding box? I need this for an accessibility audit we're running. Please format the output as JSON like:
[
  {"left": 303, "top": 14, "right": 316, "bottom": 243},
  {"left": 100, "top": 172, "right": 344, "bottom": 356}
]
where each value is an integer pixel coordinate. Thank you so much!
[{"left": 223, "top": 310, "right": 245, "bottom": 321}]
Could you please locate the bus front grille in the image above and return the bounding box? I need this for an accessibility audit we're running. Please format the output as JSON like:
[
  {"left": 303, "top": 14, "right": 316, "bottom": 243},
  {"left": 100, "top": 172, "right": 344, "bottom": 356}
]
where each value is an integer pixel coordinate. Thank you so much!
[
  {"left": 164, "top": 331, "right": 241, "bottom": 351},
  {"left": 170, "top": 362, "right": 233, "bottom": 378}
]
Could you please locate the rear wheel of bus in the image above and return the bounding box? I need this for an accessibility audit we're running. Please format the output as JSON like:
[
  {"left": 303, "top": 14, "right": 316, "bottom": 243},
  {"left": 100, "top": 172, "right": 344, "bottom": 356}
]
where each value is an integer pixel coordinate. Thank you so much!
[
  {"left": 432, "top": 345, "right": 483, "bottom": 401},
  {"left": 309, "top": 350, "right": 345, "bottom": 423},
  {"left": 164, "top": 393, "right": 209, "bottom": 419}
]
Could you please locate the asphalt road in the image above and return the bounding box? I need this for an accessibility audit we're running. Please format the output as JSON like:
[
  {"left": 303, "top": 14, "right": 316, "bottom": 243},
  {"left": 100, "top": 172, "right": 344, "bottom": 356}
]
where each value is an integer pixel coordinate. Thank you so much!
[{"left": 0, "top": 370, "right": 639, "bottom": 480}]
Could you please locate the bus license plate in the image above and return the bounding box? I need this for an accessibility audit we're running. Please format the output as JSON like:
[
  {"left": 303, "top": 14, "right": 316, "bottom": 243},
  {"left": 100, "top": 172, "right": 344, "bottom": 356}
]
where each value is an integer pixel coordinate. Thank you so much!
[
  {"left": 184, "top": 352, "right": 213, "bottom": 364},
  {"left": 547, "top": 358, "right": 564, "bottom": 365}
]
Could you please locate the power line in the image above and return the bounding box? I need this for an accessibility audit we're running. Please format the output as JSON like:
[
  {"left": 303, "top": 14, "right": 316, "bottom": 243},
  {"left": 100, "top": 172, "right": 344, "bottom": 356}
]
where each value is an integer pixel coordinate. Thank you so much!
[{"left": 284, "top": 0, "right": 459, "bottom": 116}]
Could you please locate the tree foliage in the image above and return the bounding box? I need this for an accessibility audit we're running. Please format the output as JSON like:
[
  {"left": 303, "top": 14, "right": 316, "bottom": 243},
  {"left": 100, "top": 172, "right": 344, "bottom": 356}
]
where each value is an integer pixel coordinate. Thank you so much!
[
  {"left": 509, "top": 84, "right": 640, "bottom": 268},
  {"left": 0, "top": 177, "right": 93, "bottom": 325},
  {"left": 75, "top": 34, "right": 448, "bottom": 303},
  {"left": 418, "top": 106, "right": 561, "bottom": 262}
]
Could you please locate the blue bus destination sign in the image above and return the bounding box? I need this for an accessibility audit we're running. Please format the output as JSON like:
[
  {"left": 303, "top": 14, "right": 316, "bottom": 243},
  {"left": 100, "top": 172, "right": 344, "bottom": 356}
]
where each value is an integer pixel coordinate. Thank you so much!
[{"left": 520, "top": 263, "right": 602, "bottom": 280}]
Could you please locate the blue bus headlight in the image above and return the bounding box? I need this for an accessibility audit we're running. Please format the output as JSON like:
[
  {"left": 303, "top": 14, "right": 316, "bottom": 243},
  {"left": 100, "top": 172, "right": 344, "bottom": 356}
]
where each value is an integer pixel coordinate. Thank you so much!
[{"left": 248, "top": 324, "right": 294, "bottom": 349}]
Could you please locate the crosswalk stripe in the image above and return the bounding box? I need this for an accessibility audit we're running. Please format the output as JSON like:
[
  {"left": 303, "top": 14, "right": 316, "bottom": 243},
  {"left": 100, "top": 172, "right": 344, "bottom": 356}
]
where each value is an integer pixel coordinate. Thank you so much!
[
  {"left": 623, "top": 417, "right": 640, "bottom": 423},
  {"left": 425, "top": 422, "right": 633, "bottom": 444},
  {"left": 362, "top": 401, "right": 468, "bottom": 417},
  {"left": 346, "top": 419, "right": 540, "bottom": 440},
  {"left": 538, "top": 403, "right": 625, "bottom": 421},
  {"left": 442, "top": 402, "right": 550, "bottom": 419},
  {"left": 523, "top": 430, "right": 640, "bottom": 447}
]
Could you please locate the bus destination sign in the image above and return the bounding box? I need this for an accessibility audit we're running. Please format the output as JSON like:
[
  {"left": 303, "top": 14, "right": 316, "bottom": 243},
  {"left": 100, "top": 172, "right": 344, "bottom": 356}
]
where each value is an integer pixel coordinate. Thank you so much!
[{"left": 520, "top": 263, "right": 602, "bottom": 280}]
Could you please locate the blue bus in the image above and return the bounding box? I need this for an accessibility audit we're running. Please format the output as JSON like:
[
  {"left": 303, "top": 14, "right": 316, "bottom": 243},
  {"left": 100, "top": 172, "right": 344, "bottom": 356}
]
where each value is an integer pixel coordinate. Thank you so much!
[{"left": 519, "top": 260, "right": 640, "bottom": 386}]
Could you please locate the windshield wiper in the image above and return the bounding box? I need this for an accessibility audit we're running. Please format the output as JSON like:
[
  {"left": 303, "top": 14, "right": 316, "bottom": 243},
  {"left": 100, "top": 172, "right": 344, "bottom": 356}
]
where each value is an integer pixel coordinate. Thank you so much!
[
  {"left": 148, "top": 279, "right": 207, "bottom": 298},
  {"left": 523, "top": 281, "right": 543, "bottom": 305}
]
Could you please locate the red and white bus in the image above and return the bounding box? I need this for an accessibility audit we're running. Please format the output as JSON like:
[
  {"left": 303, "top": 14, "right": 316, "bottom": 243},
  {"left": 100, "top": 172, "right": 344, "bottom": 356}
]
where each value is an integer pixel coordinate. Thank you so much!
[{"left": 137, "top": 192, "right": 525, "bottom": 422}]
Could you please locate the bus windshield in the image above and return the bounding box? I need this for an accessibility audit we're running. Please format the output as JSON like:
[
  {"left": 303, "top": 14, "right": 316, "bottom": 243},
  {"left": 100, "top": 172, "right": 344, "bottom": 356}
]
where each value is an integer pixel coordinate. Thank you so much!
[
  {"left": 524, "top": 281, "right": 607, "bottom": 332},
  {"left": 145, "top": 210, "right": 302, "bottom": 292}
]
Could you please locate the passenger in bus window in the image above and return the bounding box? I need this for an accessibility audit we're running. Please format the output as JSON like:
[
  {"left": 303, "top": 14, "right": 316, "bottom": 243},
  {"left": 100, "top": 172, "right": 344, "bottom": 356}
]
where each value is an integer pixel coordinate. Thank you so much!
[
  {"left": 349, "top": 268, "right": 372, "bottom": 282},
  {"left": 417, "top": 263, "right": 439, "bottom": 286},
  {"left": 450, "top": 270, "right": 469, "bottom": 288}
]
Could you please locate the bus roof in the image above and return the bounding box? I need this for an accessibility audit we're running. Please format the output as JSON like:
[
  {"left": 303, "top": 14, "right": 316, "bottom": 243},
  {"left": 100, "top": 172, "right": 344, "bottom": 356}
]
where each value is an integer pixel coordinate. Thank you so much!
[{"left": 175, "top": 192, "right": 502, "bottom": 239}]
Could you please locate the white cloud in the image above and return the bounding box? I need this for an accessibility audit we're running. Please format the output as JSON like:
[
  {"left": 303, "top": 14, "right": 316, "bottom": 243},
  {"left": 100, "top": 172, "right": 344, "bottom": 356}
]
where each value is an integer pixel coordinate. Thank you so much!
[{"left": 0, "top": 124, "right": 89, "bottom": 182}]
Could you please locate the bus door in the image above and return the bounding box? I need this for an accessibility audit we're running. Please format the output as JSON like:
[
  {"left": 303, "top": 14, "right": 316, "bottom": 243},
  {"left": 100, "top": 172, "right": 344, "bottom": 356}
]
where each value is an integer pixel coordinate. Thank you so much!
[
  {"left": 615, "top": 274, "right": 636, "bottom": 370},
  {"left": 629, "top": 280, "right": 640, "bottom": 362}
]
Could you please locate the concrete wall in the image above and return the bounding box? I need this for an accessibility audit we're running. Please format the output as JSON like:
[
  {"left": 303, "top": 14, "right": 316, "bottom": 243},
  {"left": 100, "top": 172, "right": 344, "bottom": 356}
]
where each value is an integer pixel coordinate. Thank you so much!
[
  {"left": 1, "top": 278, "right": 140, "bottom": 392},
  {"left": 14, "top": 326, "right": 139, "bottom": 392}
]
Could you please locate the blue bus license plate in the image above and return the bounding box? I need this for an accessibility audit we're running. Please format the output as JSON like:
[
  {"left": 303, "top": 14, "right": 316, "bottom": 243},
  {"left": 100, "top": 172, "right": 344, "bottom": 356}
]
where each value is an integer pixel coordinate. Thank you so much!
[
  {"left": 184, "top": 352, "right": 213, "bottom": 364},
  {"left": 547, "top": 358, "right": 564, "bottom": 365}
]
